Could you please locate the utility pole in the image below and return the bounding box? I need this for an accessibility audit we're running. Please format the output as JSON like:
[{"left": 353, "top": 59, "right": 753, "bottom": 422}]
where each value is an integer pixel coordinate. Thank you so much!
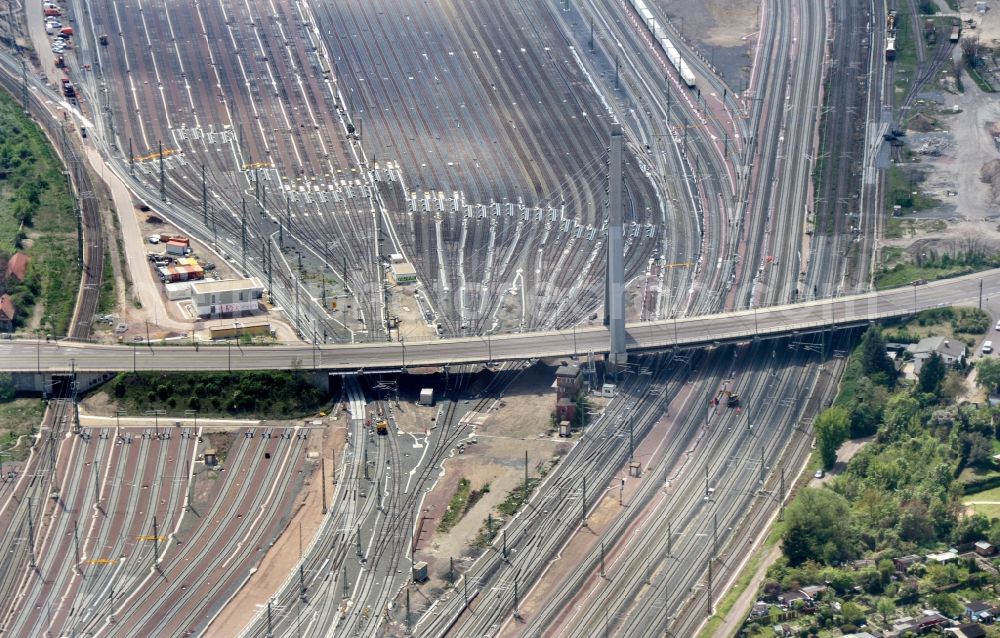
[
  {"left": 629, "top": 419, "right": 634, "bottom": 461},
  {"left": 706, "top": 558, "right": 713, "bottom": 616},
  {"left": 523, "top": 450, "right": 529, "bottom": 504},
  {"left": 26, "top": 496, "right": 35, "bottom": 569},
  {"left": 202, "top": 164, "right": 208, "bottom": 226},
  {"left": 19, "top": 56, "right": 28, "bottom": 112},
  {"left": 779, "top": 467, "right": 786, "bottom": 521},
  {"left": 152, "top": 516, "right": 160, "bottom": 566},
  {"left": 321, "top": 458, "right": 327, "bottom": 515},
  {"left": 405, "top": 587, "right": 411, "bottom": 633},
  {"left": 129, "top": 137, "right": 134, "bottom": 177},
  {"left": 241, "top": 197, "right": 248, "bottom": 272},
  {"left": 158, "top": 140, "right": 165, "bottom": 201},
  {"left": 73, "top": 520, "right": 81, "bottom": 571},
  {"left": 581, "top": 476, "right": 588, "bottom": 527},
  {"left": 600, "top": 540, "right": 605, "bottom": 577}
]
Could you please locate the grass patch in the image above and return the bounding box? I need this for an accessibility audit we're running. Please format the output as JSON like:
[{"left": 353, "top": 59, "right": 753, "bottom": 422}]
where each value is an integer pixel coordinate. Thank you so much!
[
  {"left": 891, "top": 2, "right": 919, "bottom": 111},
  {"left": 0, "top": 398, "right": 44, "bottom": 462},
  {"left": 102, "top": 371, "right": 329, "bottom": 418},
  {"left": 966, "top": 502, "right": 1000, "bottom": 518},
  {"left": 966, "top": 64, "right": 995, "bottom": 93},
  {"left": 963, "top": 484, "right": 1000, "bottom": 502},
  {"left": 699, "top": 549, "right": 769, "bottom": 638},
  {"left": 97, "top": 246, "right": 115, "bottom": 315},
  {"left": 876, "top": 247, "right": 999, "bottom": 290},
  {"left": 884, "top": 165, "right": 940, "bottom": 213},
  {"left": 0, "top": 85, "right": 79, "bottom": 336},
  {"left": 437, "top": 478, "right": 473, "bottom": 533}
]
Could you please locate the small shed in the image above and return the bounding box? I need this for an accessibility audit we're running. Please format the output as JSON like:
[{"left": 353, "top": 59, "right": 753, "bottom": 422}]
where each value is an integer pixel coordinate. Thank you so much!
[
  {"left": 558, "top": 420, "right": 571, "bottom": 438},
  {"left": 413, "top": 561, "right": 428, "bottom": 583},
  {"left": 165, "top": 240, "right": 189, "bottom": 256},
  {"left": 975, "top": 540, "right": 996, "bottom": 556},
  {"left": 164, "top": 282, "right": 192, "bottom": 300},
  {"left": 418, "top": 388, "right": 434, "bottom": 406},
  {"left": 204, "top": 449, "right": 217, "bottom": 467}
]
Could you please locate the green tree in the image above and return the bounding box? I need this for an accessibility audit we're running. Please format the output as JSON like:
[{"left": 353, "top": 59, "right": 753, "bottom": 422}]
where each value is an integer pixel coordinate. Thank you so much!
[
  {"left": 919, "top": 352, "right": 946, "bottom": 394},
  {"left": 879, "top": 393, "right": 921, "bottom": 442},
  {"left": 815, "top": 406, "right": 850, "bottom": 469},
  {"left": 976, "top": 357, "right": 1000, "bottom": 394},
  {"left": 860, "top": 326, "right": 895, "bottom": 387},
  {"left": 0, "top": 373, "right": 14, "bottom": 402},
  {"left": 841, "top": 601, "right": 865, "bottom": 626},
  {"left": 928, "top": 591, "right": 963, "bottom": 618},
  {"left": 876, "top": 596, "right": 896, "bottom": 625},
  {"left": 782, "top": 488, "right": 853, "bottom": 565}
]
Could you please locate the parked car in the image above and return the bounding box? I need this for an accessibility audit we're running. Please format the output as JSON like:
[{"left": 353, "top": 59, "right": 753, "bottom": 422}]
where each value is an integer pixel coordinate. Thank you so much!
[
  {"left": 983, "top": 340, "right": 994, "bottom": 355},
  {"left": 148, "top": 235, "right": 160, "bottom": 244},
  {"left": 814, "top": 469, "right": 825, "bottom": 479}
]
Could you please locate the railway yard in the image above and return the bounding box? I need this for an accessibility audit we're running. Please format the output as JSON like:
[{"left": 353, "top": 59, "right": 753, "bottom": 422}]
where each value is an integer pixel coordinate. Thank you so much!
[{"left": 0, "top": 0, "right": 991, "bottom": 636}]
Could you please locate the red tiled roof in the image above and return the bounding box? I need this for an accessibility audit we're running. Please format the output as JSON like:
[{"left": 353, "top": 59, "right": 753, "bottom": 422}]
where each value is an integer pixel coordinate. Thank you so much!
[
  {"left": 5, "top": 252, "right": 28, "bottom": 281},
  {"left": 0, "top": 294, "right": 14, "bottom": 321}
]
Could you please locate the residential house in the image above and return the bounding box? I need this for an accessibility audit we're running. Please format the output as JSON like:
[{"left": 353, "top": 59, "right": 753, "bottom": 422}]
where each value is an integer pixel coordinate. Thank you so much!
[
  {"left": 907, "top": 336, "right": 966, "bottom": 374},
  {"left": 946, "top": 623, "right": 987, "bottom": 638},
  {"left": 926, "top": 550, "right": 958, "bottom": 564},
  {"left": 0, "top": 294, "right": 13, "bottom": 332},
  {"left": 916, "top": 612, "right": 950, "bottom": 632},
  {"left": 750, "top": 601, "right": 770, "bottom": 619},
  {"left": 965, "top": 601, "right": 993, "bottom": 623},
  {"left": 777, "top": 589, "right": 814, "bottom": 607},
  {"left": 800, "top": 585, "right": 827, "bottom": 600},
  {"left": 894, "top": 554, "right": 923, "bottom": 574},
  {"left": 4, "top": 252, "right": 28, "bottom": 281}
]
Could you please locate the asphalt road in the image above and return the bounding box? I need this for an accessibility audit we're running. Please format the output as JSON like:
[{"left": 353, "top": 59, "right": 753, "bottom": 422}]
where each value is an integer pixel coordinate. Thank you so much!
[{"left": 2, "top": 270, "right": 995, "bottom": 373}]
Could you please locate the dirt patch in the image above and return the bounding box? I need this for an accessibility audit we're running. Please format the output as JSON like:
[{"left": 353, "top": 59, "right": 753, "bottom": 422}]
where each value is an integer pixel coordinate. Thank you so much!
[
  {"left": 649, "top": 0, "right": 757, "bottom": 85},
  {"left": 390, "top": 285, "right": 438, "bottom": 342},
  {"left": 389, "top": 398, "right": 438, "bottom": 434},
  {"left": 410, "top": 363, "right": 577, "bottom": 598},
  {"left": 79, "top": 389, "right": 116, "bottom": 417},
  {"left": 961, "top": 0, "right": 1000, "bottom": 46},
  {"left": 413, "top": 437, "right": 566, "bottom": 597},
  {"left": 653, "top": 0, "right": 760, "bottom": 47},
  {"left": 885, "top": 85, "right": 1000, "bottom": 255},
  {"left": 208, "top": 417, "right": 346, "bottom": 637},
  {"left": 981, "top": 157, "right": 1000, "bottom": 203}
]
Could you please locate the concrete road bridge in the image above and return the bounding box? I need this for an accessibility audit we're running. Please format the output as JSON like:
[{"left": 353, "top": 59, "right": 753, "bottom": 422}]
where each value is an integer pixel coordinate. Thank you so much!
[{"left": 1, "top": 271, "right": 996, "bottom": 374}]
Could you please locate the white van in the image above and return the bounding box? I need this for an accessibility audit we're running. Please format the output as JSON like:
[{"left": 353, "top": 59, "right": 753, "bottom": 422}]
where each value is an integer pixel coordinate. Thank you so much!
[{"left": 983, "top": 340, "right": 993, "bottom": 355}]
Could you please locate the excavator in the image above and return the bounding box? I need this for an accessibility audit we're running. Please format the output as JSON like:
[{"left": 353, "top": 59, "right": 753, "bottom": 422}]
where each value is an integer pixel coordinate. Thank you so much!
[{"left": 713, "top": 389, "right": 740, "bottom": 408}]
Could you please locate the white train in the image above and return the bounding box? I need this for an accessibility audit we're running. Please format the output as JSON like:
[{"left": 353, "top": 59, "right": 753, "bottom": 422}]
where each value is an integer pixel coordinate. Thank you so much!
[{"left": 629, "top": 0, "right": 696, "bottom": 88}]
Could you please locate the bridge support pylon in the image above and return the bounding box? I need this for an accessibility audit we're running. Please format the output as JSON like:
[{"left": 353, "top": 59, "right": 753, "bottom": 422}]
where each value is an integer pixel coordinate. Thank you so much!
[{"left": 605, "top": 125, "right": 627, "bottom": 375}]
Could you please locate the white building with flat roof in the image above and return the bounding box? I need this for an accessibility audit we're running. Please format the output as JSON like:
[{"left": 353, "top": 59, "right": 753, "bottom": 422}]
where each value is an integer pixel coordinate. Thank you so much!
[{"left": 190, "top": 278, "right": 264, "bottom": 317}]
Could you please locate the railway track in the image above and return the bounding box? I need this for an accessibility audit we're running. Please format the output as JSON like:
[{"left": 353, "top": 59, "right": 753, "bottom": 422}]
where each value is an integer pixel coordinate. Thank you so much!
[{"left": 0, "top": 51, "right": 104, "bottom": 340}]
